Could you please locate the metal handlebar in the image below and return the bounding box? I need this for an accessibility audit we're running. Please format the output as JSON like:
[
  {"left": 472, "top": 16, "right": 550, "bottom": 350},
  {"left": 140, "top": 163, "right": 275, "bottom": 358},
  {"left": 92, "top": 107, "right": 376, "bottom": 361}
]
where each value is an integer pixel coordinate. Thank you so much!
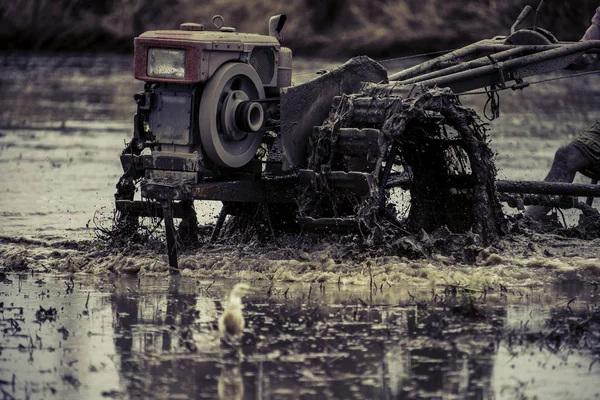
[
  {"left": 533, "top": 0, "right": 547, "bottom": 30},
  {"left": 511, "top": 5, "right": 532, "bottom": 34}
]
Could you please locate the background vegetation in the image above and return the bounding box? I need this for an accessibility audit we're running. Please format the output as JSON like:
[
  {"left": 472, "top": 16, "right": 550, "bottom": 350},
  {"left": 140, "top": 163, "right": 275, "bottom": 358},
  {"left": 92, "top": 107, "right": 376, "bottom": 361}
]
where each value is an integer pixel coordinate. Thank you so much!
[{"left": 1, "top": 0, "right": 598, "bottom": 57}]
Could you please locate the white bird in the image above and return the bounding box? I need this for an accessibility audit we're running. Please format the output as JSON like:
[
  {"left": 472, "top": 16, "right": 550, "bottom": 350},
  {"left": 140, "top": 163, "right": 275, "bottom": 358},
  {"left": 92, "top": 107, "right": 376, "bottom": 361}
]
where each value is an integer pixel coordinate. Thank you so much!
[{"left": 218, "top": 283, "right": 251, "bottom": 342}]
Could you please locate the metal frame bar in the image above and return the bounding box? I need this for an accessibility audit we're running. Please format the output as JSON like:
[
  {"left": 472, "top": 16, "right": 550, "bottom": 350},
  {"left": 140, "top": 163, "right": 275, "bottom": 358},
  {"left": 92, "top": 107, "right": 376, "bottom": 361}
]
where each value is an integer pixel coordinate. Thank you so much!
[{"left": 389, "top": 40, "right": 600, "bottom": 93}]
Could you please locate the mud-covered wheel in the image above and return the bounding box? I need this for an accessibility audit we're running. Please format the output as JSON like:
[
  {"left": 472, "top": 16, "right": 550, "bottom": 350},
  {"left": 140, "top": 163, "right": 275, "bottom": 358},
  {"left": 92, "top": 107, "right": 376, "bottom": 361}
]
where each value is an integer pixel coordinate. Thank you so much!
[
  {"left": 199, "top": 62, "right": 265, "bottom": 168},
  {"left": 299, "top": 85, "right": 504, "bottom": 245}
]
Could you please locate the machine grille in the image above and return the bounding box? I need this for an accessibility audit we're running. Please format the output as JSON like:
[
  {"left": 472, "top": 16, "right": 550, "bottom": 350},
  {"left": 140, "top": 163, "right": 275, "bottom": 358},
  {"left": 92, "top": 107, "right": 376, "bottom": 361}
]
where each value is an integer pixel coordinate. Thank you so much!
[{"left": 249, "top": 47, "right": 275, "bottom": 85}]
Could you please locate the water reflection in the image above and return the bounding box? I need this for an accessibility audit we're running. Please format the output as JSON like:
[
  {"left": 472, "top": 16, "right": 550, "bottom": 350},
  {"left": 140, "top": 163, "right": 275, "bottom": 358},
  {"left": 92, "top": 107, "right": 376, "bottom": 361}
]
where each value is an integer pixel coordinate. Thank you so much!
[
  {"left": 398, "top": 304, "right": 502, "bottom": 399},
  {"left": 1, "top": 275, "right": 597, "bottom": 399},
  {"left": 110, "top": 278, "right": 218, "bottom": 398},
  {"left": 101, "top": 278, "right": 599, "bottom": 399},
  {"left": 218, "top": 362, "right": 244, "bottom": 400}
]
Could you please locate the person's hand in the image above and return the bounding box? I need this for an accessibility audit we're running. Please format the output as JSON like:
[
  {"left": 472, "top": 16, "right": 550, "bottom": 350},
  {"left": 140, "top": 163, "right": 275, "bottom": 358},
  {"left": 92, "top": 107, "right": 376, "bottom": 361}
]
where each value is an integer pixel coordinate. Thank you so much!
[{"left": 564, "top": 51, "right": 596, "bottom": 70}]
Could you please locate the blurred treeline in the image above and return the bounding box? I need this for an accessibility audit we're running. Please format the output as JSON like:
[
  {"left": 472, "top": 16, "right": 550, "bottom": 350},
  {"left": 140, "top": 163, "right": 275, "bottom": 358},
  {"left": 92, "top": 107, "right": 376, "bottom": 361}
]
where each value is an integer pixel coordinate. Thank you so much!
[{"left": 1, "top": 0, "right": 597, "bottom": 57}]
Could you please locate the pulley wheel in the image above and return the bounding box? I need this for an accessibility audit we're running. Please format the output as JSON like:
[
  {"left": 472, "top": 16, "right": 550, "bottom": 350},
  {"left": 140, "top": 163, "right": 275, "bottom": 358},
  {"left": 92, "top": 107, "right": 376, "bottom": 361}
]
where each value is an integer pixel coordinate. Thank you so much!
[{"left": 199, "top": 62, "right": 265, "bottom": 168}]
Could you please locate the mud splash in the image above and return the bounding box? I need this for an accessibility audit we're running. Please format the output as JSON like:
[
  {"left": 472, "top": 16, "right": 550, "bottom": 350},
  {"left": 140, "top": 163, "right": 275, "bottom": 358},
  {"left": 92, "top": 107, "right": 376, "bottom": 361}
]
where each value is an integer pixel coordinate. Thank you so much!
[{"left": 2, "top": 221, "right": 600, "bottom": 289}]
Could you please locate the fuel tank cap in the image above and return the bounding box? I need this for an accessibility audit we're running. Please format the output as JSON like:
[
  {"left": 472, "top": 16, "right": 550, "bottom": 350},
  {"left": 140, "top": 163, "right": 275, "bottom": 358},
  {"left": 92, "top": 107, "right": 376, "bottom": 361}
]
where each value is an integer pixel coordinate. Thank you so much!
[{"left": 180, "top": 23, "right": 204, "bottom": 31}]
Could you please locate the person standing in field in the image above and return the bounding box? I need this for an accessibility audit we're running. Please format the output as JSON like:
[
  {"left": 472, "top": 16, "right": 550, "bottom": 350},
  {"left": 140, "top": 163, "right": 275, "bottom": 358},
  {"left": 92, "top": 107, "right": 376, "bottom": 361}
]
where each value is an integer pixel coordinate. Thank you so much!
[{"left": 526, "top": 6, "right": 600, "bottom": 220}]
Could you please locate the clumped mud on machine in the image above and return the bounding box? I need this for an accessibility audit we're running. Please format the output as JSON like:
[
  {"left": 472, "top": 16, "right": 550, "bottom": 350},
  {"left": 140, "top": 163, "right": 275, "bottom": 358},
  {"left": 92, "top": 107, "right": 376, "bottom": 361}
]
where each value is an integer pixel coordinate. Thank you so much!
[{"left": 114, "top": 5, "right": 600, "bottom": 269}]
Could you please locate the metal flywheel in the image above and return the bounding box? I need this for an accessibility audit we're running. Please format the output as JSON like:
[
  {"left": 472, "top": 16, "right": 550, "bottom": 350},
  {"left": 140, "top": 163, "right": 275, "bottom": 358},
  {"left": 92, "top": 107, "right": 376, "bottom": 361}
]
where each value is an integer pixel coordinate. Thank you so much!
[{"left": 199, "top": 62, "right": 266, "bottom": 168}]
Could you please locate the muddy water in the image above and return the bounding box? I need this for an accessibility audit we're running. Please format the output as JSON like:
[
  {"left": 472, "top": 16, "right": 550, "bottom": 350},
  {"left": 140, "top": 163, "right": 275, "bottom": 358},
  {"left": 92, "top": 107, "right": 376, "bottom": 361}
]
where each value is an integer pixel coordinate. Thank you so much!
[
  {"left": 1, "top": 275, "right": 599, "bottom": 400},
  {"left": 1, "top": 53, "right": 600, "bottom": 399}
]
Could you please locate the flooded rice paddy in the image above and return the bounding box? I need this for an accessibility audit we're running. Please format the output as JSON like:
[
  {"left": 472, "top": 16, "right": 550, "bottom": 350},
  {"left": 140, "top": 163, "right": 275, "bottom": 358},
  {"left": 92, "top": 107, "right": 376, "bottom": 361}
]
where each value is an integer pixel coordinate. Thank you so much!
[
  {"left": 1, "top": 275, "right": 599, "bottom": 399},
  {"left": 0, "top": 53, "right": 600, "bottom": 398}
]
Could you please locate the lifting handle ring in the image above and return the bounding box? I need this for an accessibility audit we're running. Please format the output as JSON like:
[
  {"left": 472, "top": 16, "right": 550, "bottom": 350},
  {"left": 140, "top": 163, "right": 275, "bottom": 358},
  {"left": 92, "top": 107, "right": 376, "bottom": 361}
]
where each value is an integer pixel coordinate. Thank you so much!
[{"left": 212, "top": 15, "right": 225, "bottom": 29}]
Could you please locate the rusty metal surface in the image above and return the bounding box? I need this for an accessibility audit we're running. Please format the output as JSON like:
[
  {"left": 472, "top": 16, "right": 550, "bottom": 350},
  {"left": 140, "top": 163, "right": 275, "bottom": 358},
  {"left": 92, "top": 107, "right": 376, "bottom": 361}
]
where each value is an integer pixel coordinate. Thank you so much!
[
  {"left": 496, "top": 180, "right": 600, "bottom": 196},
  {"left": 280, "top": 56, "right": 388, "bottom": 169},
  {"left": 189, "top": 178, "right": 297, "bottom": 203}
]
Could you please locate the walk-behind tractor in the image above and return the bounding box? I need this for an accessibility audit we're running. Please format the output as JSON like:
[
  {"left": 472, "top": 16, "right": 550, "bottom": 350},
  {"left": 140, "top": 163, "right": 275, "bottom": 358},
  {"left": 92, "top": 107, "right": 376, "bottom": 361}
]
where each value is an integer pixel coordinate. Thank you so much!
[{"left": 114, "top": 4, "right": 600, "bottom": 269}]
